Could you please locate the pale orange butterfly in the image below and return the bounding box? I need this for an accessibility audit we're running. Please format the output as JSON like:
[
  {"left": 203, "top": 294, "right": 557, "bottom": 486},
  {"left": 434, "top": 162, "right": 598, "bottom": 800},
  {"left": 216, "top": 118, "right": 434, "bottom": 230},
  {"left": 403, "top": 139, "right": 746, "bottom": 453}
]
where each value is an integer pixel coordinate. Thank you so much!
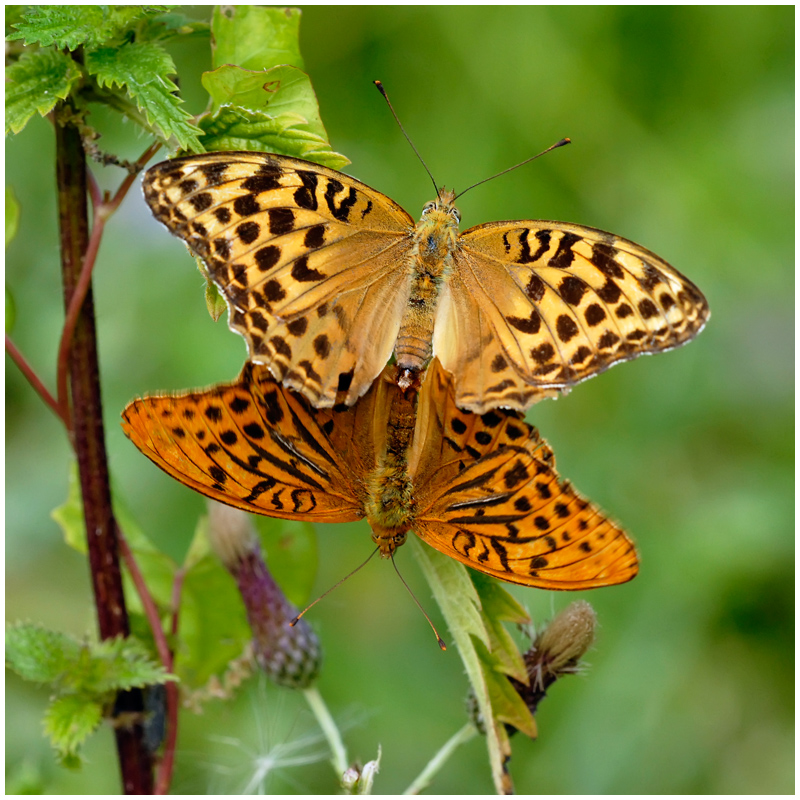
[
  {"left": 142, "top": 142, "right": 708, "bottom": 413},
  {"left": 122, "top": 359, "right": 637, "bottom": 590}
]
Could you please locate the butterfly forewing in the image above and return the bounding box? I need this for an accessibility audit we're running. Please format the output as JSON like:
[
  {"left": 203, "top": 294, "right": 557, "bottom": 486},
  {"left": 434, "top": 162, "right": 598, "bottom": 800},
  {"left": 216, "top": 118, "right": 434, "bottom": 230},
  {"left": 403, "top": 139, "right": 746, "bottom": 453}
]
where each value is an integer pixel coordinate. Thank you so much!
[
  {"left": 144, "top": 152, "right": 415, "bottom": 407},
  {"left": 121, "top": 364, "right": 365, "bottom": 522},
  {"left": 439, "top": 221, "right": 709, "bottom": 412},
  {"left": 145, "top": 152, "right": 708, "bottom": 412}
]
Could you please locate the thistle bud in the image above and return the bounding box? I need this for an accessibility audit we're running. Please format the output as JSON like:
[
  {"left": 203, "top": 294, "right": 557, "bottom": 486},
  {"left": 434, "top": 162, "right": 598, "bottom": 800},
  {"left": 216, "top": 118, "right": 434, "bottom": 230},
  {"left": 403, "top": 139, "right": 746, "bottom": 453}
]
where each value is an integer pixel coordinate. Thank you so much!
[
  {"left": 207, "top": 502, "right": 321, "bottom": 689},
  {"left": 510, "top": 600, "right": 597, "bottom": 720}
]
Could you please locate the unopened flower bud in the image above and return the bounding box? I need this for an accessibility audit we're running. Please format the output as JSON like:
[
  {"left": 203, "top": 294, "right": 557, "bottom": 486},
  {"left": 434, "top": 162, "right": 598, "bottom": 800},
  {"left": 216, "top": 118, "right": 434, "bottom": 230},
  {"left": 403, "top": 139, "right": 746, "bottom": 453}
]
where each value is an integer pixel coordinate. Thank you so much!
[
  {"left": 207, "top": 502, "right": 321, "bottom": 689},
  {"left": 507, "top": 601, "right": 597, "bottom": 732}
]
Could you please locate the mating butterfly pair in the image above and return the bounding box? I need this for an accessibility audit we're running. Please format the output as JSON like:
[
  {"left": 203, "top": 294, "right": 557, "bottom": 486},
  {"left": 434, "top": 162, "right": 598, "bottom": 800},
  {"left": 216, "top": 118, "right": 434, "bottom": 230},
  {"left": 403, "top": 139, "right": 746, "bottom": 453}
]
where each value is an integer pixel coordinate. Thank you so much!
[{"left": 124, "top": 150, "right": 709, "bottom": 589}]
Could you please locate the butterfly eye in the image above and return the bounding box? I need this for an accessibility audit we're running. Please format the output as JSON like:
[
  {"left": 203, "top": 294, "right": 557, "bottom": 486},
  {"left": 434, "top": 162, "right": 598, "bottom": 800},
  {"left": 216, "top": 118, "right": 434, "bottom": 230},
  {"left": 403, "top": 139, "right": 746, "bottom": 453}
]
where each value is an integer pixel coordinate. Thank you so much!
[
  {"left": 449, "top": 207, "right": 461, "bottom": 223},
  {"left": 422, "top": 201, "right": 436, "bottom": 215}
]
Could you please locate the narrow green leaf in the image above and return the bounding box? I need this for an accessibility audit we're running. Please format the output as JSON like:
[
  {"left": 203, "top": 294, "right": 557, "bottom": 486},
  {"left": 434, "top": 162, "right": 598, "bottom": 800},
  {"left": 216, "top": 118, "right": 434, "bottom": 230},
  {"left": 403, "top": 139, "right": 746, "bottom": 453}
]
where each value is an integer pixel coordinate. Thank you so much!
[
  {"left": 5, "top": 49, "right": 82, "bottom": 135},
  {"left": 85, "top": 42, "right": 202, "bottom": 151},
  {"left": 409, "top": 539, "right": 511, "bottom": 791},
  {"left": 253, "top": 517, "right": 318, "bottom": 607},
  {"left": 6, "top": 186, "right": 20, "bottom": 248},
  {"left": 198, "top": 106, "right": 349, "bottom": 170},
  {"left": 472, "top": 636, "right": 537, "bottom": 738},
  {"left": 8, "top": 5, "right": 166, "bottom": 50},
  {"left": 470, "top": 572, "right": 530, "bottom": 682},
  {"left": 211, "top": 6, "right": 304, "bottom": 73},
  {"left": 43, "top": 694, "right": 103, "bottom": 763},
  {"left": 5, "top": 623, "right": 82, "bottom": 683}
]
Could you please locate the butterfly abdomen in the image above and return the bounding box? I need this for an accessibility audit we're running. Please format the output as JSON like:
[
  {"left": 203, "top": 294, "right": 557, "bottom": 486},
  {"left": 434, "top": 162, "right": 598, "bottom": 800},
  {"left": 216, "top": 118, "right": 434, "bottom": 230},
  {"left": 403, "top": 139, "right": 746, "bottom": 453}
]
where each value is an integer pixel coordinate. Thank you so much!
[
  {"left": 363, "top": 374, "right": 421, "bottom": 555},
  {"left": 395, "top": 195, "right": 460, "bottom": 375}
]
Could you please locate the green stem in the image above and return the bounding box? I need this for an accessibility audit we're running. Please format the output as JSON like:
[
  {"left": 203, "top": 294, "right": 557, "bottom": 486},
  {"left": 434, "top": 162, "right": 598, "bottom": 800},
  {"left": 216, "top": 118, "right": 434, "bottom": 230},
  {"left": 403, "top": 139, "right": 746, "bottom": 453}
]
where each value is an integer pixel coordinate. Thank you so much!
[
  {"left": 303, "top": 686, "right": 349, "bottom": 779},
  {"left": 55, "top": 103, "right": 153, "bottom": 793},
  {"left": 403, "top": 723, "right": 477, "bottom": 795}
]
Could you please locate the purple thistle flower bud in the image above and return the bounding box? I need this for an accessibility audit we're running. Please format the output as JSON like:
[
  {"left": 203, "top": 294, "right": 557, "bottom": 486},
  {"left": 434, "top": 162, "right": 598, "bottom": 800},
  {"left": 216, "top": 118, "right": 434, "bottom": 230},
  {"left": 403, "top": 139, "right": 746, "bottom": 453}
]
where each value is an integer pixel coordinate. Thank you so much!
[{"left": 208, "top": 502, "right": 321, "bottom": 689}]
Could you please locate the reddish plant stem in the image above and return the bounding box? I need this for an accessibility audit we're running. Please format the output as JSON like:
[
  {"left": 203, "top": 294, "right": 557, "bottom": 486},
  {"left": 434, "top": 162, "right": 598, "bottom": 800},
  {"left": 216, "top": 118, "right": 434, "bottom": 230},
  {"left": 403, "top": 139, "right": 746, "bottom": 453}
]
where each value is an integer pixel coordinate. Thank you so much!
[
  {"left": 55, "top": 107, "right": 153, "bottom": 793},
  {"left": 56, "top": 140, "right": 161, "bottom": 427},
  {"left": 117, "top": 531, "right": 179, "bottom": 795},
  {"left": 5, "top": 335, "right": 70, "bottom": 428}
]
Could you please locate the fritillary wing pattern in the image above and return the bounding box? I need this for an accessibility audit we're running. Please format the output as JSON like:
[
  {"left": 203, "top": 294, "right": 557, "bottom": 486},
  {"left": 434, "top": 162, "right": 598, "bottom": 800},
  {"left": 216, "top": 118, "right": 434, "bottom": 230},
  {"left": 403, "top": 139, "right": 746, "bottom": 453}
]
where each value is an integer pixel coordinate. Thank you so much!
[
  {"left": 143, "top": 152, "right": 415, "bottom": 408},
  {"left": 410, "top": 360, "right": 639, "bottom": 589},
  {"left": 121, "top": 363, "right": 367, "bottom": 522},
  {"left": 434, "top": 220, "right": 709, "bottom": 413}
]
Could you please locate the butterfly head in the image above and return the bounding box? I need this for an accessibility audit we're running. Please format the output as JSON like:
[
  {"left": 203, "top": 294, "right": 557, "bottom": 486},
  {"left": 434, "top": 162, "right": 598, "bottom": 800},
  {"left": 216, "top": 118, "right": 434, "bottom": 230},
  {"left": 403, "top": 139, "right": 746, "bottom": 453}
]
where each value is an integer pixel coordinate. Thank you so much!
[
  {"left": 369, "top": 523, "right": 409, "bottom": 558},
  {"left": 420, "top": 189, "right": 461, "bottom": 226}
]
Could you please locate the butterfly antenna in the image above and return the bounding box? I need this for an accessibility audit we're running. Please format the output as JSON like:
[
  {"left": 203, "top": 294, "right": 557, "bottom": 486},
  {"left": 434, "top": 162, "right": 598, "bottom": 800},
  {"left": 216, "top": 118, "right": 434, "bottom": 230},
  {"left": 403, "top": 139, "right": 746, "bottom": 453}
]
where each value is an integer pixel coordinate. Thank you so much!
[
  {"left": 291, "top": 547, "right": 380, "bottom": 626},
  {"left": 454, "top": 137, "right": 571, "bottom": 201},
  {"left": 374, "top": 80, "right": 441, "bottom": 202},
  {"left": 390, "top": 552, "right": 447, "bottom": 651}
]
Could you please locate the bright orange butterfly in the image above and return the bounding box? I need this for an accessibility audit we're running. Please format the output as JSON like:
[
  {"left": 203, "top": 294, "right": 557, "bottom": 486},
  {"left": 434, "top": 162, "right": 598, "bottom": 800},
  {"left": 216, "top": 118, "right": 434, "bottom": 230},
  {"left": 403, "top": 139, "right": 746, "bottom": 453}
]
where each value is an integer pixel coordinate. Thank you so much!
[
  {"left": 143, "top": 151, "right": 708, "bottom": 413},
  {"left": 122, "top": 359, "right": 637, "bottom": 589}
]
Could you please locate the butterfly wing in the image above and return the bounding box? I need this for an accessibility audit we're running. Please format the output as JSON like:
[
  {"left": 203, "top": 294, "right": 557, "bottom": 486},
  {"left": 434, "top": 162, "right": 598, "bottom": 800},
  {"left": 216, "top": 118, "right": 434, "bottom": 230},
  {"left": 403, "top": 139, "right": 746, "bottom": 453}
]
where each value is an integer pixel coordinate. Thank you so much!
[
  {"left": 410, "top": 360, "right": 638, "bottom": 589},
  {"left": 435, "top": 221, "right": 709, "bottom": 412},
  {"left": 121, "top": 363, "right": 368, "bottom": 522},
  {"left": 143, "top": 152, "right": 415, "bottom": 407}
]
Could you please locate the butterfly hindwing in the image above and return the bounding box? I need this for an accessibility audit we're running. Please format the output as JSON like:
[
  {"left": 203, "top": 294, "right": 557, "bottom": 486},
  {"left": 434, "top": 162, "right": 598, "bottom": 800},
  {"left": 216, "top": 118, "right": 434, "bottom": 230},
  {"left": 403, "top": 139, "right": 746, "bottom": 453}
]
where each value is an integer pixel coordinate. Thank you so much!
[
  {"left": 436, "top": 221, "right": 709, "bottom": 412},
  {"left": 411, "top": 360, "right": 638, "bottom": 589},
  {"left": 143, "top": 152, "right": 415, "bottom": 407},
  {"left": 121, "top": 364, "right": 365, "bottom": 522}
]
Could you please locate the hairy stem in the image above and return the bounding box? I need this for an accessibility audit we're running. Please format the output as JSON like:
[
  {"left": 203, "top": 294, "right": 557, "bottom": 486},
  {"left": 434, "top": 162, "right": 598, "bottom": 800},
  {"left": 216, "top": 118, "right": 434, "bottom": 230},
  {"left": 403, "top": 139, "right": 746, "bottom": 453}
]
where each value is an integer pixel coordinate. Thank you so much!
[{"left": 55, "top": 105, "right": 153, "bottom": 794}]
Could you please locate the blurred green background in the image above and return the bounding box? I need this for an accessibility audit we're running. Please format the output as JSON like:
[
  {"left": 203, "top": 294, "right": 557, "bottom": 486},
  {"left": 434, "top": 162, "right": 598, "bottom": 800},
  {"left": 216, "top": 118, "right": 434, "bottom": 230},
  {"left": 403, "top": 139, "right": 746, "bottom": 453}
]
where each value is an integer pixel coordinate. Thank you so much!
[{"left": 6, "top": 6, "right": 793, "bottom": 794}]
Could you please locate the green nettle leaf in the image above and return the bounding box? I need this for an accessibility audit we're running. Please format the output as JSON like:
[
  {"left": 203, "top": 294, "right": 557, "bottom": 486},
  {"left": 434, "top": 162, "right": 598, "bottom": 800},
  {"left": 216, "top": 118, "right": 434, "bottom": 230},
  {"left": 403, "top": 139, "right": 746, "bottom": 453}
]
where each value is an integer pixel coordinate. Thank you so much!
[
  {"left": 4, "top": 6, "right": 26, "bottom": 35},
  {"left": 5, "top": 49, "right": 82, "bottom": 135},
  {"left": 253, "top": 517, "right": 318, "bottom": 607},
  {"left": 85, "top": 42, "right": 202, "bottom": 151},
  {"left": 8, "top": 5, "right": 165, "bottom": 50},
  {"left": 7, "top": 623, "right": 172, "bottom": 693},
  {"left": 9, "top": 622, "right": 172, "bottom": 762},
  {"left": 88, "top": 636, "right": 174, "bottom": 693},
  {"left": 198, "top": 106, "right": 349, "bottom": 169},
  {"left": 5, "top": 186, "right": 20, "bottom": 248},
  {"left": 43, "top": 694, "right": 103, "bottom": 764},
  {"left": 211, "top": 5, "right": 304, "bottom": 73},
  {"left": 6, "top": 623, "right": 82, "bottom": 683}
]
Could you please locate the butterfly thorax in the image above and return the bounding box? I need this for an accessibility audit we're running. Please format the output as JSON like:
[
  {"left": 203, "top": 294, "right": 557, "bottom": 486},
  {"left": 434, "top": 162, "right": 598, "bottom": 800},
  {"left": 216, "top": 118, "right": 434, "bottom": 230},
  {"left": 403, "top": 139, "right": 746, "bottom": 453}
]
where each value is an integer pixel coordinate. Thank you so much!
[{"left": 394, "top": 189, "right": 461, "bottom": 380}]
